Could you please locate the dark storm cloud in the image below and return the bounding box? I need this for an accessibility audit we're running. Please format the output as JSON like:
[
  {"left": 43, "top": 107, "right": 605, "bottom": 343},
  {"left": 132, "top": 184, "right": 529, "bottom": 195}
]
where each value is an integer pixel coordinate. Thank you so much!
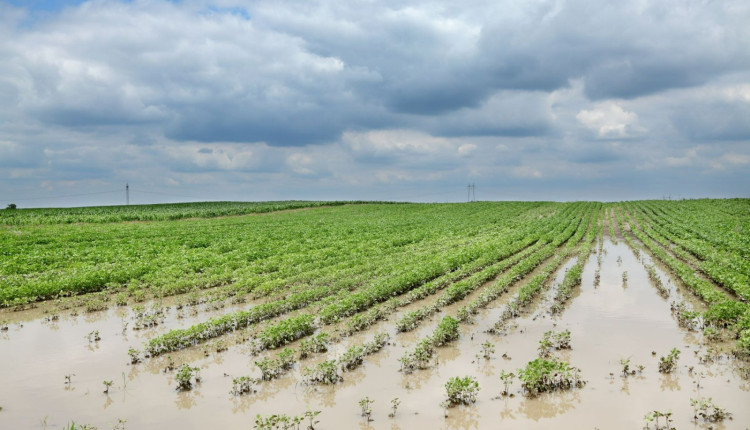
[
  {"left": 4, "top": 0, "right": 749, "bottom": 144},
  {"left": 671, "top": 99, "right": 750, "bottom": 142}
]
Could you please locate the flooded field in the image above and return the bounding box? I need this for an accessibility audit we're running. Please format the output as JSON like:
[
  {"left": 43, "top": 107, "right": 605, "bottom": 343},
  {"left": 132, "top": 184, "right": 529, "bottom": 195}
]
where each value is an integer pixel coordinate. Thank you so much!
[{"left": 1, "top": 237, "right": 748, "bottom": 429}]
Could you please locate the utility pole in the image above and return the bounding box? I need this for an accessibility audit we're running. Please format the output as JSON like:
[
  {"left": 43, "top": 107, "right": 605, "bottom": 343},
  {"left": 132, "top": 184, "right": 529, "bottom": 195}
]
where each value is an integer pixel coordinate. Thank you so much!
[
  {"left": 467, "top": 183, "right": 476, "bottom": 202},
  {"left": 126, "top": 183, "right": 129, "bottom": 205}
]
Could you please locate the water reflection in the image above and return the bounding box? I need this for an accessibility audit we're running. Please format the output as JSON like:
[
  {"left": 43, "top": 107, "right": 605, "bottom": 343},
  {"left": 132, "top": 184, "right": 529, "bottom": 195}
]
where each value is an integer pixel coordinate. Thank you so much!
[
  {"left": 516, "top": 390, "right": 581, "bottom": 420},
  {"left": 174, "top": 388, "right": 203, "bottom": 410},
  {"left": 659, "top": 374, "right": 681, "bottom": 392},
  {"left": 442, "top": 404, "right": 479, "bottom": 429}
]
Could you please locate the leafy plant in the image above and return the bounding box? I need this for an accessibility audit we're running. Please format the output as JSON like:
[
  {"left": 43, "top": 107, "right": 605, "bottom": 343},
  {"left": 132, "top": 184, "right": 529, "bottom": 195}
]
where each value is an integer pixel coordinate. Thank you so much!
[
  {"left": 302, "top": 360, "right": 341, "bottom": 385},
  {"left": 499, "top": 370, "right": 515, "bottom": 396},
  {"left": 127, "top": 348, "right": 141, "bottom": 364},
  {"left": 444, "top": 376, "right": 479, "bottom": 406},
  {"left": 102, "top": 380, "right": 113, "bottom": 394},
  {"left": 231, "top": 376, "right": 256, "bottom": 396},
  {"left": 258, "top": 314, "right": 316, "bottom": 350},
  {"left": 400, "top": 338, "right": 435, "bottom": 373},
  {"left": 340, "top": 345, "right": 365, "bottom": 371},
  {"left": 62, "top": 422, "right": 97, "bottom": 430},
  {"left": 359, "top": 397, "right": 374, "bottom": 421},
  {"left": 480, "top": 340, "right": 495, "bottom": 359},
  {"left": 175, "top": 364, "right": 200, "bottom": 391},
  {"left": 255, "top": 348, "right": 297, "bottom": 381},
  {"left": 537, "top": 329, "right": 571, "bottom": 357},
  {"left": 388, "top": 397, "right": 401, "bottom": 418},
  {"left": 643, "top": 410, "right": 673, "bottom": 430},
  {"left": 690, "top": 397, "right": 732, "bottom": 422},
  {"left": 517, "top": 357, "right": 585, "bottom": 397},
  {"left": 432, "top": 315, "right": 460, "bottom": 346},
  {"left": 254, "top": 414, "right": 302, "bottom": 430},
  {"left": 298, "top": 332, "right": 329, "bottom": 359},
  {"left": 658, "top": 348, "right": 680, "bottom": 373},
  {"left": 253, "top": 408, "right": 321, "bottom": 430},
  {"left": 619, "top": 358, "right": 644, "bottom": 376},
  {"left": 304, "top": 408, "right": 320, "bottom": 429}
]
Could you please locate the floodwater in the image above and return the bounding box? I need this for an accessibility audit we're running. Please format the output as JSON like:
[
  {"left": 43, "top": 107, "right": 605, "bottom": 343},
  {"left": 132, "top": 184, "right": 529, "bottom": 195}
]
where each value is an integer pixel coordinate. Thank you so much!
[{"left": 0, "top": 239, "right": 748, "bottom": 429}]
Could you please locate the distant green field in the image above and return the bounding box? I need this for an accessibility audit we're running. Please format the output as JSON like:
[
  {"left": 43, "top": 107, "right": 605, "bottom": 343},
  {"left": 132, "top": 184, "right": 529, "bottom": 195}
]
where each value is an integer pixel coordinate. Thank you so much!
[{"left": 0, "top": 200, "right": 360, "bottom": 225}]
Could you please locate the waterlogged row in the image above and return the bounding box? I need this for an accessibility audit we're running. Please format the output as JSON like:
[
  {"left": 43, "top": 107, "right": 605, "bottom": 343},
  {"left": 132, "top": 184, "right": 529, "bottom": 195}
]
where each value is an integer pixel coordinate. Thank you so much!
[
  {"left": 141, "top": 203, "right": 600, "bottom": 357},
  {"left": 618, "top": 202, "right": 750, "bottom": 357}
]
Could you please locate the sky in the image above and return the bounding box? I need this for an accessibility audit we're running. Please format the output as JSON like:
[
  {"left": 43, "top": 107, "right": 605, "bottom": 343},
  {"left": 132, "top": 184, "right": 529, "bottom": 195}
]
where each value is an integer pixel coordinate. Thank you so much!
[{"left": 0, "top": 0, "right": 749, "bottom": 207}]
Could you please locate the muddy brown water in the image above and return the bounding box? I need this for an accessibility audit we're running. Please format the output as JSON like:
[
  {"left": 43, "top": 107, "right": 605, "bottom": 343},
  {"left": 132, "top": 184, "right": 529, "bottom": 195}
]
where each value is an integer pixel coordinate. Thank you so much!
[{"left": 1, "top": 239, "right": 748, "bottom": 429}]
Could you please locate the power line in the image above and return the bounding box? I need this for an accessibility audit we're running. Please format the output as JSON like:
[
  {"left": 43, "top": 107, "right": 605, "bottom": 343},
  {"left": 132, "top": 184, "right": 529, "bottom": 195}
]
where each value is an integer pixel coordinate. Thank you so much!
[{"left": 467, "top": 183, "right": 475, "bottom": 202}]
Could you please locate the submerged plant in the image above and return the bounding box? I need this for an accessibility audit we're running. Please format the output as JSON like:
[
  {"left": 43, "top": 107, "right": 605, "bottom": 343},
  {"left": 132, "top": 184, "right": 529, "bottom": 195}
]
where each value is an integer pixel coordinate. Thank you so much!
[
  {"left": 127, "top": 348, "right": 141, "bottom": 364},
  {"left": 399, "top": 338, "right": 435, "bottom": 373},
  {"left": 619, "top": 358, "right": 644, "bottom": 377},
  {"left": 517, "top": 357, "right": 585, "bottom": 397},
  {"left": 388, "top": 397, "right": 401, "bottom": 418},
  {"left": 480, "top": 341, "right": 495, "bottom": 359},
  {"left": 175, "top": 364, "right": 200, "bottom": 391},
  {"left": 340, "top": 345, "right": 365, "bottom": 371},
  {"left": 643, "top": 410, "right": 673, "bottom": 430},
  {"left": 499, "top": 370, "right": 515, "bottom": 396},
  {"left": 304, "top": 408, "right": 321, "bottom": 429},
  {"left": 86, "top": 330, "right": 101, "bottom": 343},
  {"left": 690, "top": 397, "right": 732, "bottom": 423},
  {"left": 444, "top": 376, "right": 479, "bottom": 406},
  {"left": 658, "top": 348, "right": 680, "bottom": 373},
  {"left": 432, "top": 316, "right": 460, "bottom": 346},
  {"left": 231, "top": 376, "right": 257, "bottom": 396},
  {"left": 298, "top": 333, "right": 329, "bottom": 359},
  {"left": 358, "top": 397, "right": 374, "bottom": 421},
  {"left": 302, "top": 360, "right": 341, "bottom": 385},
  {"left": 253, "top": 414, "right": 301, "bottom": 430},
  {"left": 537, "top": 330, "right": 571, "bottom": 357},
  {"left": 255, "top": 348, "right": 297, "bottom": 381}
]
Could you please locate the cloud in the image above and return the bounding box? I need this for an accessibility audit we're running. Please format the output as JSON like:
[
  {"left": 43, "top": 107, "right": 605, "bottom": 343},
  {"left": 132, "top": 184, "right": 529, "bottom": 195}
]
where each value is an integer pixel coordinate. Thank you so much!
[
  {"left": 576, "top": 102, "right": 645, "bottom": 139},
  {"left": 0, "top": 0, "right": 749, "bottom": 205},
  {"left": 669, "top": 84, "right": 750, "bottom": 141}
]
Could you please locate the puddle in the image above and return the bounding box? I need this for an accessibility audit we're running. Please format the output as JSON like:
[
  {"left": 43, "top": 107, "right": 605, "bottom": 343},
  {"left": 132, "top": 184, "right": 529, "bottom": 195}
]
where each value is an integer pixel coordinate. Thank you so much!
[{"left": 0, "top": 239, "right": 747, "bottom": 429}]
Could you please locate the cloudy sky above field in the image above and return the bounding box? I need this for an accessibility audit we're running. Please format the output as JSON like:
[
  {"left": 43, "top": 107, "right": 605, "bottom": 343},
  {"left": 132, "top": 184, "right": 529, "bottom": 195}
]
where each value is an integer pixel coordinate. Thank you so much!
[{"left": 1, "top": 0, "right": 749, "bottom": 206}]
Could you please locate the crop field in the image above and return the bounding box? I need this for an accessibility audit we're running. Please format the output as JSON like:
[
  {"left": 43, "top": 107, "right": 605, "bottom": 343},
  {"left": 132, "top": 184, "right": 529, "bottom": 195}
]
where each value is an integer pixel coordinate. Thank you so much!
[{"left": 0, "top": 200, "right": 748, "bottom": 429}]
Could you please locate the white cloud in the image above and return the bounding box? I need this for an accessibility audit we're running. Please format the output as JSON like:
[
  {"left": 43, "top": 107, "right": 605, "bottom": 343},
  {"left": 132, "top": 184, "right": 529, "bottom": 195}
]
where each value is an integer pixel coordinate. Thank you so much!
[
  {"left": 286, "top": 153, "right": 316, "bottom": 176},
  {"left": 343, "top": 129, "right": 454, "bottom": 156},
  {"left": 457, "top": 143, "right": 477, "bottom": 155},
  {"left": 576, "top": 102, "right": 646, "bottom": 139}
]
